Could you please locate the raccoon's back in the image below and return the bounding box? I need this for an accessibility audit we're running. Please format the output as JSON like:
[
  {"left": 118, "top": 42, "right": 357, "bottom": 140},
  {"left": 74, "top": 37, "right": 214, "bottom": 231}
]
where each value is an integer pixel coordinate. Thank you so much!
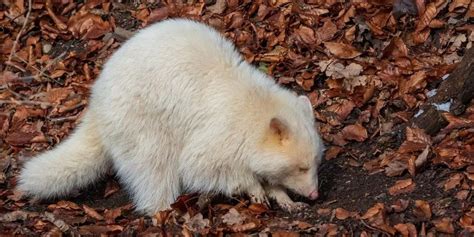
[{"left": 87, "top": 19, "right": 251, "bottom": 148}]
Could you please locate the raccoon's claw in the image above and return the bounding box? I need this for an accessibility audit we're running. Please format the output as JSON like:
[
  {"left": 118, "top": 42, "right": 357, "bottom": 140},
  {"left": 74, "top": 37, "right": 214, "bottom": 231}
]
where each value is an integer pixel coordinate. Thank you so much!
[
  {"left": 278, "top": 201, "right": 309, "bottom": 213},
  {"left": 250, "top": 195, "right": 270, "bottom": 207}
]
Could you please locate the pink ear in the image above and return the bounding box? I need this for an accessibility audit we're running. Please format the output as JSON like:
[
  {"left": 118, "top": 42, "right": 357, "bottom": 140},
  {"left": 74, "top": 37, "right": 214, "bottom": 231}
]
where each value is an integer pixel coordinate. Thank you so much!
[{"left": 270, "top": 117, "right": 289, "bottom": 141}]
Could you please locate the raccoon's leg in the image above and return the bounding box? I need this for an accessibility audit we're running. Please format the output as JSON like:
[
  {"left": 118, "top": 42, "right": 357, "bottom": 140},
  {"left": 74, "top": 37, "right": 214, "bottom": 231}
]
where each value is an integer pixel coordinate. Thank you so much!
[
  {"left": 246, "top": 183, "right": 270, "bottom": 206},
  {"left": 264, "top": 185, "right": 309, "bottom": 212},
  {"left": 112, "top": 146, "right": 181, "bottom": 215}
]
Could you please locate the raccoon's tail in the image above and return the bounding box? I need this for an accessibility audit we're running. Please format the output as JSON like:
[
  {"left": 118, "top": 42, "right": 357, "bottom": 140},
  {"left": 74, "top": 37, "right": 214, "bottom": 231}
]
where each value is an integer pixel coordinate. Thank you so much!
[{"left": 17, "top": 112, "right": 109, "bottom": 199}]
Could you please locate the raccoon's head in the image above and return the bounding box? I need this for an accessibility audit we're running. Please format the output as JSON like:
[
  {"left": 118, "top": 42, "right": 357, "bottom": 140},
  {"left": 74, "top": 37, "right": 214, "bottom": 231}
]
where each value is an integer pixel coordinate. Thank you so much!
[{"left": 252, "top": 95, "right": 324, "bottom": 200}]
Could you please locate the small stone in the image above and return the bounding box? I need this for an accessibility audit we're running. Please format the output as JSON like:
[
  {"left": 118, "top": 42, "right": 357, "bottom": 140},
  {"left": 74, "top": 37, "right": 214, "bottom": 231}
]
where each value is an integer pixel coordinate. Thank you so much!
[{"left": 42, "top": 43, "right": 52, "bottom": 54}]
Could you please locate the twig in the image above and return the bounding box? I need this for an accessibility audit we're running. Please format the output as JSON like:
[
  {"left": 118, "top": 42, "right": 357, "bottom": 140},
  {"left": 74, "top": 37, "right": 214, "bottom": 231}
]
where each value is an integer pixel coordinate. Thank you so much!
[
  {"left": 48, "top": 115, "right": 80, "bottom": 123},
  {"left": 0, "top": 99, "right": 52, "bottom": 107},
  {"left": 7, "top": 0, "right": 33, "bottom": 69}
]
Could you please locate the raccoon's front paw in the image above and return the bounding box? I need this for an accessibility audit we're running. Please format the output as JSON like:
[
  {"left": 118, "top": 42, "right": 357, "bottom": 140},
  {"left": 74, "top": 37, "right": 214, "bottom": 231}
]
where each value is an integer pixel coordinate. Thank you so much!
[
  {"left": 247, "top": 185, "right": 270, "bottom": 207},
  {"left": 277, "top": 200, "right": 309, "bottom": 213},
  {"left": 264, "top": 185, "right": 309, "bottom": 213},
  {"left": 249, "top": 193, "right": 270, "bottom": 207}
]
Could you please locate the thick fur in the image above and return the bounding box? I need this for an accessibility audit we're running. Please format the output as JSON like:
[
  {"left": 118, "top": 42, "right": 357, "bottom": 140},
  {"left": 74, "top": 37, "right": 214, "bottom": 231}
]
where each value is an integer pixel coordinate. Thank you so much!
[{"left": 18, "top": 19, "right": 324, "bottom": 215}]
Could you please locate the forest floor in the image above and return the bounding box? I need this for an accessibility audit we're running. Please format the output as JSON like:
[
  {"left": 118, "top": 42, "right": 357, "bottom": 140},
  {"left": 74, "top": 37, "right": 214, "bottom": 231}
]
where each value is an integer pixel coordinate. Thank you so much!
[{"left": 1, "top": 0, "right": 473, "bottom": 236}]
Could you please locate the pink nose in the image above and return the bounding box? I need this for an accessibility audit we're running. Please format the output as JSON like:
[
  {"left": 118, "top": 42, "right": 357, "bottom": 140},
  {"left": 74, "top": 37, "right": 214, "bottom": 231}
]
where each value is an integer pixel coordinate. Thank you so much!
[{"left": 308, "top": 190, "right": 319, "bottom": 200}]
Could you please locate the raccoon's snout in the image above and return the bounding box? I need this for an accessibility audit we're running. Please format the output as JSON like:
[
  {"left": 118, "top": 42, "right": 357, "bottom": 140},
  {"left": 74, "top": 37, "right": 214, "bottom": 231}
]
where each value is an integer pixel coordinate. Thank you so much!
[{"left": 308, "top": 189, "right": 319, "bottom": 200}]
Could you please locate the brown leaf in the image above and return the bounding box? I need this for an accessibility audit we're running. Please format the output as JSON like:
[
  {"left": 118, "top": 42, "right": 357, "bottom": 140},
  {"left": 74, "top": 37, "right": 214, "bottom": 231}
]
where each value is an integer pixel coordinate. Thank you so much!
[
  {"left": 78, "top": 225, "right": 124, "bottom": 235},
  {"left": 83, "top": 205, "right": 104, "bottom": 221},
  {"left": 48, "top": 200, "right": 81, "bottom": 210},
  {"left": 449, "top": 0, "right": 471, "bottom": 12},
  {"left": 388, "top": 178, "right": 416, "bottom": 195},
  {"left": 416, "top": 3, "right": 438, "bottom": 31},
  {"left": 317, "top": 208, "right": 332, "bottom": 216},
  {"left": 385, "top": 159, "right": 409, "bottom": 177},
  {"left": 413, "top": 200, "right": 432, "bottom": 219},
  {"left": 433, "top": 217, "right": 455, "bottom": 234},
  {"left": 248, "top": 203, "right": 268, "bottom": 215},
  {"left": 394, "top": 223, "right": 417, "bottom": 237},
  {"left": 147, "top": 7, "right": 169, "bottom": 24},
  {"left": 325, "top": 100, "right": 356, "bottom": 121},
  {"left": 104, "top": 207, "right": 122, "bottom": 224},
  {"left": 68, "top": 12, "right": 112, "bottom": 39},
  {"left": 294, "top": 25, "right": 317, "bottom": 45},
  {"left": 208, "top": 0, "right": 227, "bottom": 14},
  {"left": 361, "top": 203, "right": 384, "bottom": 220},
  {"left": 335, "top": 208, "right": 351, "bottom": 220},
  {"left": 5, "top": 131, "right": 45, "bottom": 146},
  {"left": 272, "top": 231, "right": 300, "bottom": 237},
  {"left": 390, "top": 199, "right": 409, "bottom": 213},
  {"left": 399, "top": 71, "right": 427, "bottom": 95},
  {"left": 342, "top": 124, "right": 368, "bottom": 142},
  {"left": 229, "top": 222, "right": 258, "bottom": 232},
  {"left": 42, "top": 88, "right": 73, "bottom": 104},
  {"left": 415, "top": 146, "right": 430, "bottom": 167},
  {"left": 383, "top": 37, "right": 408, "bottom": 59},
  {"left": 183, "top": 213, "right": 210, "bottom": 233},
  {"left": 324, "top": 42, "right": 361, "bottom": 59},
  {"left": 455, "top": 190, "right": 470, "bottom": 200},
  {"left": 293, "top": 220, "right": 312, "bottom": 229},
  {"left": 224, "top": 12, "right": 244, "bottom": 29},
  {"left": 104, "top": 180, "right": 120, "bottom": 198},
  {"left": 459, "top": 212, "right": 474, "bottom": 230},
  {"left": 444, "top": 173, "right": 464, "bottom": 191},
  {"left": 316, "top": 20, "right": 337, "bottom": 41},
  {"left": 325, "top": 146, "right": 343, "bottom": 160}
]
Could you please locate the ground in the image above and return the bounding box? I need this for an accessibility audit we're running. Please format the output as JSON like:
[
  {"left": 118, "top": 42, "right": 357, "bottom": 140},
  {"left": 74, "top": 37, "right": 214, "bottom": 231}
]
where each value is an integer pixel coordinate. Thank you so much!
[{"left": 1, "top": 0, "right": 473, "bottom": 236}]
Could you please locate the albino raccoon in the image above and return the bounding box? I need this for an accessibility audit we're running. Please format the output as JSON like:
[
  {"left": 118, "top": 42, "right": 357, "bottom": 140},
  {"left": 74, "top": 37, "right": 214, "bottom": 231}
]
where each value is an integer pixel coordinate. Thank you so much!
[{"left": 18, "top": 19, "right": 324, "bottom": 215}]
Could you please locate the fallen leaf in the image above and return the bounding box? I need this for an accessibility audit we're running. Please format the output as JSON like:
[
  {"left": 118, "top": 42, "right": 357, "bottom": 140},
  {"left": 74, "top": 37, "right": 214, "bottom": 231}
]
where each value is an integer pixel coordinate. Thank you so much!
[
  {"left": 444, "top": 173, "right": 464, "bottom": 191},
  {"left": 222, "top": 208, "right": 245, "bottom": 226},
  {"left": 335, "top": 208, "right": 351, "bottom": 220},
  {"left": 391, "top": 199, "right": 409, "bottom": 213},
  {"left": 83, "top": 205, "right": 104, "bottom": 221},
  {"left": 48, "top": 200, "right": 81, "bottom": 210},
  {"left": 104, "top": 207, "right": 122, "bottom": 224},
  {"left": 229, "top": 222, "right": 258, "bottom": 232},
  {"left": 342, "top": 124, "right": 368, "bottom": 142},
  {"left": 324, "top": 42, "right": 361, "bottom": 59},
  {"left": 433, "top": 217, "right": 455, "bottom": 234},
  {"left": 388, "top": 179, "right": 416, "bottom": 196},
  {"left": 394, "top": 223, "right": 417, "bottom": 237},
  {"left": 413, "top": 200, "right": 432, "bottom": 219},
  {"left": 78, "top": 225, "right": 124, "bottom": 235},
  {"left": 325, "top": 146, "right": 343, "bottom": 160},
  {"left": 104, "top": 180, "right": 120, "bottom": 198}
]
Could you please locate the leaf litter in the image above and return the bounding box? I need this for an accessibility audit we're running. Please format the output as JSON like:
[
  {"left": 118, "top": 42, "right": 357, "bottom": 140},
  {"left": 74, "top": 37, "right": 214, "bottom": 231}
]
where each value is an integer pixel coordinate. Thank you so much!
[{"left": 1, "top": 0, "right": 473, "bottom": 235}]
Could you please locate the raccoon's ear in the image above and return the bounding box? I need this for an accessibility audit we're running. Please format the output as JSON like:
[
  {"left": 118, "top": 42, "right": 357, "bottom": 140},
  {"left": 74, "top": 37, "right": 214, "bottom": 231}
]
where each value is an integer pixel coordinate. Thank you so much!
[
  {"left": 269, "top": 117, "right": 290, "bottom": 143},
  {"left": 298, "top": 95, "right": 313, "bottom": 116}
]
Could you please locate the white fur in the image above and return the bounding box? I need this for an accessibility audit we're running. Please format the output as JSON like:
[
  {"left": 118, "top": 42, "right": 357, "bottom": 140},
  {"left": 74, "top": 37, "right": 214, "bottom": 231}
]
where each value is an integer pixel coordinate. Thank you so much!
[{"left": 18, "top": 19, "right": 324, "bottom": 215}]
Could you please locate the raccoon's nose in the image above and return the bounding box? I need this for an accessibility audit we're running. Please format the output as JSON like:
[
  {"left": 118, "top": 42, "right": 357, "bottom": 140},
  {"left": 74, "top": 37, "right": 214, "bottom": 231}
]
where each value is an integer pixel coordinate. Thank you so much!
[{"left": 308, "top": 190, "right": 319, "bottom": 200}]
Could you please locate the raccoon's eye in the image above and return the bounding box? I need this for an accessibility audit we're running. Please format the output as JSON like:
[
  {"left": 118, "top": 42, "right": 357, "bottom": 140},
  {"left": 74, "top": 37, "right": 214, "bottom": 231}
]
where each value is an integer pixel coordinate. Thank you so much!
[{"left": 299, "top": 167, "right": 310, "bottom": 173}]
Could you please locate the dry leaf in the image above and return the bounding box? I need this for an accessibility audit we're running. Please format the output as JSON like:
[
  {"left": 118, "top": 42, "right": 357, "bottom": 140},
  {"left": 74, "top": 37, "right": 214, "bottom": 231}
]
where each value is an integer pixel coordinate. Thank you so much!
[
  {"left": 388, "top": 179, "right": 416, "bottom": 196},
  {"left": 394, "top": 223, "right": 417, "bottom": 237},
  {"left": 324, "top": 42, "right": 361, "bottom": 59},
  {"left": 325, "top": 146, "right": 343, "bottom": 160},
  {"left": 342, "top": 124, "right": 368, "bottom": 142},
  {"left": 413, "top": 200, "right": 432, "bottom": 219},
  {"left": 335, "top": 208, "right": 351, "bottom": 220},
  {"left": 433, "top": 217, "right": 455, "bottom": 234},
  {"left": 83, "top": 205, "right": 104, "bottom": 221},
  {"left": 222, "top": 208, "right": 245, "bottom": 226}
]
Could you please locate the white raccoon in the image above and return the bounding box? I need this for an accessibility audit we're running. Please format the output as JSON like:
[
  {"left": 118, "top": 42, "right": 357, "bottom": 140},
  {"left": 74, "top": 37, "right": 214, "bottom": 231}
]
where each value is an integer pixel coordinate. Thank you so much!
[{"left": 18, "top": 19, "right": 324, "bottom": 215}]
